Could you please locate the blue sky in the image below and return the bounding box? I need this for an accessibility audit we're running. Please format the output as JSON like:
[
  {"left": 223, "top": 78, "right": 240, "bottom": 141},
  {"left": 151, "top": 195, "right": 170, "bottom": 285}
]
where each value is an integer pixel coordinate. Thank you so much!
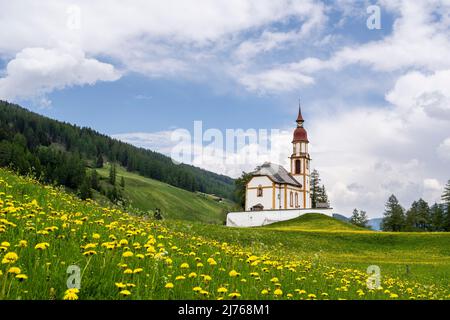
[{"left": 1, "top": 0, "right": 450, "bottom": 217}]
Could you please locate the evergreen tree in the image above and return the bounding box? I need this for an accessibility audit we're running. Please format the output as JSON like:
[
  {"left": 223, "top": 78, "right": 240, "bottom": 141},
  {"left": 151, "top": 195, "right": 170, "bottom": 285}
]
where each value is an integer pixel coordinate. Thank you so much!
[
  {"left": 350, "top": 209, "right": 369, "bottom": 228},
  {"left": 350, "top": 209, "right": 360, "bottom": 226},
  {"left": 429, "top": 203, "right": 445, "bottom": 231},
  {"left": 310, "top": 169, "right": 321, "bottom": 208},
  {"left": 90, "top": 170, "right": 100, "bottom": 191},
  {"left": 109, "top": 163, "right": 116, "bottom": 186},
  {"left": 442, "top": 180, "right": 450, "bottom": 204},
  {"left": 317, "top": 185, "right": 329, "bottom": 207},
  {"left": 441, "top": 180, "right": 450, "bottom": 231},
  {"left": 381, "top": 194, "right": 406, "bottom": 231},
  {"left": 405, "top": 199, "right": 430, "bottom": 231},
  {"left": 120, "top": 176, "right": 125, "bottom": 189},
  {"left": 359, "top": 210, "right": 369, "bottom": 229},
  {"left": 78, "top": 177, "right": 92, "bottom": 200},
  {"left": 96, "top": 153, "right": 104, "bottom": 168},
  {"left": 234, "top": 171, "right": 253, "bottom": 209}
]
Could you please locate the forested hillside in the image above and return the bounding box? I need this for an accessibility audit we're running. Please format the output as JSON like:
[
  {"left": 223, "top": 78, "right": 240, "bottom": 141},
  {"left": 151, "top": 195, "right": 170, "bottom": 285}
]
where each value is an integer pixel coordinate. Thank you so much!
[{"left": 0, "top": 100, "right": 234, "bottom": 199}]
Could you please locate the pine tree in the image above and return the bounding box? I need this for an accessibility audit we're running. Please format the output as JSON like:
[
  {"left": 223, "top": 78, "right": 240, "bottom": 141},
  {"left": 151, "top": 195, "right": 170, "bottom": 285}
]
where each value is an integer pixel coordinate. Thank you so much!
[
  {"left": 109, "top": 164, "right": 116, "bottom": 186},
  {"left": 430, "top": 203, "right": 445, "bottom": 231},
  {"left": 359, "top": 210, "right": 369, "bottom": 228},
  {"left": 350, "top": 209, "right": 369, "bottom": 228},
  {"left": 234, "top": 171, "right": 253, "bottom": 209},
  {"left": 350, "top": 209, "right": 360, "bottom": 226},
  {"left": 318, "top": 185, "right": 329, "bottom": 207},
  {"left": 442, "top": 180, "right": 450, "bottom": 204},
  {"left": 78, "top": 177, "right": 92, "bottom": 200},
  {"left": 120, "top": 176, "right": 125, "bottom": 189},
  {"left": 442, "top": 180, "right": 450, "bottom": 231},
  {"left": 381, "top": 194, "right": 406, "bottom": 232},
  {"left": 310, "top": 169, "right": 320, "bottom": 208},
  {"left": 90, "top": 170, "right": 100, "bottom": 191},
  {"left": 96, "top": 153, "right": 104, "bottom": 168},
  {"left": 405, "top": 199, "right": 430, "bottom": 231}
]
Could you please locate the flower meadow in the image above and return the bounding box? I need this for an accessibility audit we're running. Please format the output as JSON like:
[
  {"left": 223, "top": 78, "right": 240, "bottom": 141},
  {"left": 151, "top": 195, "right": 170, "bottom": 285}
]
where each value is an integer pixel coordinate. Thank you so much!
[{"left": 0, "top": 168, "right": 449, "bottom": 300}]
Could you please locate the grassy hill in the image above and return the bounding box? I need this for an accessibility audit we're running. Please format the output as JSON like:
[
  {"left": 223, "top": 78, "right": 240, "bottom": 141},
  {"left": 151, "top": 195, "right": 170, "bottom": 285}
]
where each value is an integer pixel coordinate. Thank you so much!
[
  {"left": 0, "top": 100, "right": 235, "bottom": 200},
  {"left": 1, "top": 167, "right": 449, "bottom": 300},
  {"left": 263, "top": 213, "right": 365, "bottom": 232},
  {"left": 95, "top": 164, "right": 233, "bottom": 224}
]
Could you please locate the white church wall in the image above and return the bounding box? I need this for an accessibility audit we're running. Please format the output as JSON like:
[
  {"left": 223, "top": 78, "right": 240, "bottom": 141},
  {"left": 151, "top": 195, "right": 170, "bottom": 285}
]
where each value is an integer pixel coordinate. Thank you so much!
[
  {"left": 226, "top": 209, "right": 334, "bottom": 227},
  {"left": 246, "top": 176, "right": 274, "bottom": 211},
  {"left": 247, "top": 176, "right": 272, "bottom": 188}
]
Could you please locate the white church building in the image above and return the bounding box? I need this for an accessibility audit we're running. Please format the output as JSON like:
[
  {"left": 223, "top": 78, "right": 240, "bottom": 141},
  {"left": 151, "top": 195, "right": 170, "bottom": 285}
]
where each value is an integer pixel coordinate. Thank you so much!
[{"left": 227, "top": 104, "right": 333, "bottom": 227}]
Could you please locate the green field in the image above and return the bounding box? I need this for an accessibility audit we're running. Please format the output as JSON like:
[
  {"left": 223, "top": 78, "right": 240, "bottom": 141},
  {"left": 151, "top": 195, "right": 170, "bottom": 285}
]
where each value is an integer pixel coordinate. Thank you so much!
[
  {"left": 1, "top": 167, "right": 449, "bottom": 300},
  {"left": 166, "top": 215, "right": 450, "bottom": 286},
  {"left": 95, "top": 164, "right": 233, "bottom": 224},
  {"left": 263, "top": 213, "right": 365, "bottom": 231}
]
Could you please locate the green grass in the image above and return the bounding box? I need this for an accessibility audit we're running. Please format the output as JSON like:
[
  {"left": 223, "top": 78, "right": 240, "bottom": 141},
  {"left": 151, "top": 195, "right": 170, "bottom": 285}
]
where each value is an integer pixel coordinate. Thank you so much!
[
  {"left": 95, "top": 164, "right": 233, "bottom": 224},
  {"left": 166, "top": 217, "right": 450, "bottom": 286},
  {"left": 1, "top": 167, "right": 449, "bottom": 300},
  {"left": 263, "top": 213, "right": 365, "bottom": 231}
]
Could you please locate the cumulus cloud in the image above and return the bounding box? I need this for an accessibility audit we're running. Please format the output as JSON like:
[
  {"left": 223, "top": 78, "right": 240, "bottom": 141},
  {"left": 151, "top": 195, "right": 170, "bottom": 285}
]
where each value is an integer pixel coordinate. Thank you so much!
[
  {"left": 248, "top": 1, "right": 450, "bottom": 92},
  {"left": 0, "top": 46, "right": 121, "bottom": 103},
  {"left": 0, "top": 0, "right": 327, "bottom": 98},
  {"left": 386, "top": 70, "right": 450, "bottom": 120}
]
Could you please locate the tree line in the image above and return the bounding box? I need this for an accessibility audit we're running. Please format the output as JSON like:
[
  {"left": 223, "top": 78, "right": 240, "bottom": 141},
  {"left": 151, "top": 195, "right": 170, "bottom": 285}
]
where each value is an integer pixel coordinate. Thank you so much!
[
  {"left": 0, "top": 100, "right": 235, "bottom": 200},
  {"left": 381, "top": 181, "right": 450, "bottom": 232}
]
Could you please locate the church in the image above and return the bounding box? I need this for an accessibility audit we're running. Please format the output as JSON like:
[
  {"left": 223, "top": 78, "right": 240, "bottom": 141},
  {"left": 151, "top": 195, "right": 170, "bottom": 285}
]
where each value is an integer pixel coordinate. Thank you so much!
[
  {"left": 227, "top": 103, "right": 332, "bottom": 227},
  {"left": 245, "top": 105, "right": 311, "bottom": 211}
]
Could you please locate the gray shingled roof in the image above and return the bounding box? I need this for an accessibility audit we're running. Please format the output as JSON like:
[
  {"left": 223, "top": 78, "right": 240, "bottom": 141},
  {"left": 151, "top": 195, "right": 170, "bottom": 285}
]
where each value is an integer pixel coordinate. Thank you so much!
[{"left": 252, "top": 162, "right": 302, "bottom": 187}]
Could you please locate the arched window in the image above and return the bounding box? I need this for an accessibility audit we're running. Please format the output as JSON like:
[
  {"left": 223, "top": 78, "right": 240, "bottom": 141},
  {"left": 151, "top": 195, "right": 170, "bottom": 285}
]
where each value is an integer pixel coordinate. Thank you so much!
[
  {"left": 290, "top": 191, "right": 293, "bottom": 207},
  {"left": 295, "top": 193, "right": 298, "bottom": 207},
  {"left": 257, "top": 185, "right": 263, "bottom": 197},
  {"left": 295, "top": 160, "right": 301, "bottom": 174}
]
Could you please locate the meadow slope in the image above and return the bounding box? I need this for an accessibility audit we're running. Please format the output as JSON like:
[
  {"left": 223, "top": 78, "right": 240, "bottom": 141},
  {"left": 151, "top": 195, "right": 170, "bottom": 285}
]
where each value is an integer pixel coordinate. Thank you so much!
[
  {"left": 95, "top": 164, "right": 233, "bottom": 224},
  {"left": 1, "top": 168, "right": 449, "bottom": 300}
]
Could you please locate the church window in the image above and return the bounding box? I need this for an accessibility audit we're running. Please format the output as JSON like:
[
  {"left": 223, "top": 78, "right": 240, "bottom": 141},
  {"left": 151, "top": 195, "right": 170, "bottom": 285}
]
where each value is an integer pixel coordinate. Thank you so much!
[
  {"left": 295, "top": 160, "right": 301, "bottom": 174},
  {"left": 257, "top": 185, "right": 263, "bottom": 197},
  {"left": 290, "top": 191, "right": 293, "bottom": 207},
  {"left": 295, "top": 193, "right": 298, "bottom": 207}
]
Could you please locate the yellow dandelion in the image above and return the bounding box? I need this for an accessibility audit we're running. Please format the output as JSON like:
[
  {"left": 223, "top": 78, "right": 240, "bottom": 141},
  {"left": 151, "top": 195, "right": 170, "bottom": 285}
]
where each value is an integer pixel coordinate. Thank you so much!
[
  {"left": 165, "top": 282, "right": 174, "bottom": 289},
  {"left": 217, "top": 287, "right": 228, "bottom": 294},
  {"left": 229, "top": 270, "right": 240, "bottom": 277},
  {"left": 122, "top": 251, "right": 134, "bottom": 258},
  {"left": 228, "top": 292, "right": 241, "bottom": 299},
  {"left": 274, "top": 289, "right": 283, "bottom": 296},
  {"left": 119, "top": 290, "right": 131, "bottom": 296},
  {"left": 63, "top": 288, "right": 79, "bottom": 300},
  {"left": 7, "top": 267, "right": 21, "bottom": 274},
  {"left": 180, "top": 263, "right": 189, "bottom": 269},
  {"left": 115, "top": 282, "right": 127, "bottom": 289},
  {"left": 1, "top": 252, "right": 19, "bottom": 264},
  {"left": 35, "top": 242, "right": 50, "bottom": 250},
  {"left": 16, "top": 274, "right": 28, "bottom": 281}
]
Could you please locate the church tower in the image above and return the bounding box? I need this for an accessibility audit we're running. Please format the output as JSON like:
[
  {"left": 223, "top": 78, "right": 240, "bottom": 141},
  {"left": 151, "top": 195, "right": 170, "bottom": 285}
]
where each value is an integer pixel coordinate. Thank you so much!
[{"left": 290, "top": 103, "right": 311, "bottom": 208}]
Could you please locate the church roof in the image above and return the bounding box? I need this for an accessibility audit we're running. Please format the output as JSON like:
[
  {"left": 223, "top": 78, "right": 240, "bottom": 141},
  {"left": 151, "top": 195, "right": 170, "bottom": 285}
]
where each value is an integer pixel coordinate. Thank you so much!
[{"left": 252, "top": 162, "right": 302, "bottom": 187}]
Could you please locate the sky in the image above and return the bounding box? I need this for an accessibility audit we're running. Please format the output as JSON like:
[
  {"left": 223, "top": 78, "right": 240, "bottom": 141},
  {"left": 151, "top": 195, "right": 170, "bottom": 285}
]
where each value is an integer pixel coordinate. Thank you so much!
[{"left": 1, "top": 0, "right": 450, "bottom": 217}]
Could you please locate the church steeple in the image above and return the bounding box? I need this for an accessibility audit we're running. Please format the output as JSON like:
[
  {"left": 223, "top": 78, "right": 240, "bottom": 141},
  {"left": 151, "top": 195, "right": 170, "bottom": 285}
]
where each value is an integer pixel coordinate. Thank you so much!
[
  {"left": 290, "top": 100, "right": 311, "bottom": 208},
  {"left": 296, "top": 101, "right": 304, "bottom": 126}
]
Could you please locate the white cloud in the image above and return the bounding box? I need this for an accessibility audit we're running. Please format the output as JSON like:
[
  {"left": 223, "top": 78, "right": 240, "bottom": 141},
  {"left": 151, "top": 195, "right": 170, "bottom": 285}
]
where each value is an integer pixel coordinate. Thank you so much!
[
  {"left": 0, "top": 46, "right": 120, "bottom": 102},
  {"left": 245, "top": 1, "right": 450, "bottom": 93},
  {"left": 437, "top": 138, "right": 450, "bottom": 160},
  {"left": 235, "top": 67, "right": 315, "bottom": 94},
  {"left": 0, "top": 1, "right": 327, "bottom": 86},
  {"left": 386, "top": 70, "right": 450, "bottom": 120}
]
